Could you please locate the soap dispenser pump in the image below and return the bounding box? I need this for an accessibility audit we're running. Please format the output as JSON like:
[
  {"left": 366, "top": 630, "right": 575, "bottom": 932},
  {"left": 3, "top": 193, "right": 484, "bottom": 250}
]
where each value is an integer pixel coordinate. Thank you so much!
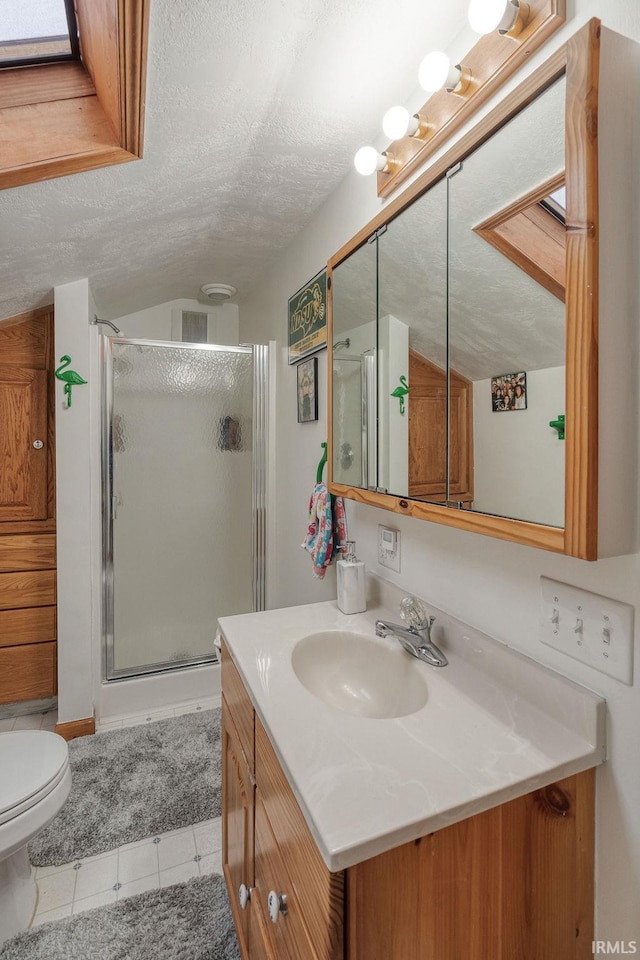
[{"left": 337, "top": 541, "right": 366, "bottom": 615}]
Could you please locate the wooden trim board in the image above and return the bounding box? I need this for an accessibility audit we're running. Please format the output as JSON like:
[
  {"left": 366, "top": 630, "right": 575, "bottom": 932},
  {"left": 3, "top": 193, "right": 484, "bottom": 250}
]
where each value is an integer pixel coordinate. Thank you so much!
[{"left": 55, "top": 716, "right": 96, "bottom": 740}]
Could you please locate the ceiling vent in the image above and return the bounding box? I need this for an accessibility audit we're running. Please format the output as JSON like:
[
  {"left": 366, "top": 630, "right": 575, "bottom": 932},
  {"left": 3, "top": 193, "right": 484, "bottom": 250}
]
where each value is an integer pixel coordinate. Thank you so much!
[{"left": 200, "top": 283, "right": 236, "bottom": 304}]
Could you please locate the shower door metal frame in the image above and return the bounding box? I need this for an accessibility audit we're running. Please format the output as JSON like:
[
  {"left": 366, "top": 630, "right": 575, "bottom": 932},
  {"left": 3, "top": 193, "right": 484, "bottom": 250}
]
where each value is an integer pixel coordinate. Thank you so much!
[{"left": 101, "top": 337, "right": 268, "bottom": 682}]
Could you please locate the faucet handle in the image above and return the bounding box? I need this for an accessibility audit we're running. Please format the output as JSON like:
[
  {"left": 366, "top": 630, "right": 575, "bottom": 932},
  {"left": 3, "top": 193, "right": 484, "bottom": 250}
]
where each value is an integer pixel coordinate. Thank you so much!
[{"left": 399, "top": 596, "right": 433, "bottom": 631}]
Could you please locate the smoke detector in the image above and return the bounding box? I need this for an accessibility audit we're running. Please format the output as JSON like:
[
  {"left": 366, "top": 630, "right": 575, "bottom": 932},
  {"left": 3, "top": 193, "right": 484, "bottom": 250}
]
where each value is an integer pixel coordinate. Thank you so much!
[{"left": 200, "top": 283, "right": 236, "bottom": 304}]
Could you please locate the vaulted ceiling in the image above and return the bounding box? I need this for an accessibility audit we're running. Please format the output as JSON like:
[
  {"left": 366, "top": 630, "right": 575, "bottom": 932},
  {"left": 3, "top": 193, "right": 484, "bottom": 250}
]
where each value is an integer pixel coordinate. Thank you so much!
[{"left": 0, "top": 0, "right": 471, "bottom": 322}]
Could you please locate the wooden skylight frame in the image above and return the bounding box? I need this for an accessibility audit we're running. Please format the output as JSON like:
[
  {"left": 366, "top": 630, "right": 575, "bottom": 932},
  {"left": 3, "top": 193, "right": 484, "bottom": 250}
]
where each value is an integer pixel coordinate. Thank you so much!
[{"left": 0, "top": 0, "right": 150, "bottom": 190}]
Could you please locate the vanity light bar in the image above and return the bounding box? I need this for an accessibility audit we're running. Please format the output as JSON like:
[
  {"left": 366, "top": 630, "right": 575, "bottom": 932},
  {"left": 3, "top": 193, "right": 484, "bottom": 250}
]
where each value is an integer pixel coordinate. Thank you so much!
[{"left": 353, "top": 0, "right": 565, "bottom": 189}]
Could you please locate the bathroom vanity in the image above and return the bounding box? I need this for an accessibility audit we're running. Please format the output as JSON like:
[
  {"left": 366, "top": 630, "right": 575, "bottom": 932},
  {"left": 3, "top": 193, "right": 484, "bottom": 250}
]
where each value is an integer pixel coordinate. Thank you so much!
[{"left": 219, "top": 591, "right": 605, "bottom": 960}]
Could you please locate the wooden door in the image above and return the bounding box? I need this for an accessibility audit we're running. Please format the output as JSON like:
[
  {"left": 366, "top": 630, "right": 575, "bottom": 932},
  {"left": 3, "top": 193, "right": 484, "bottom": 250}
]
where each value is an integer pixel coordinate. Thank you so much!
[
  {"left": 0, "top": 307, "right": 57, "bottom": 705},
  {"left": 408, "top": 349, "right": 473, "bottom": 502},
  {"left": 0, "top": 367, "right": 48, "bottom": 520}
]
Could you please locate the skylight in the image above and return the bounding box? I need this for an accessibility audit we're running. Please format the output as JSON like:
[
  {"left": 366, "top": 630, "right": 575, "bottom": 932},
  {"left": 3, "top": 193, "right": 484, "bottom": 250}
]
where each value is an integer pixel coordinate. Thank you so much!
[{"left": 0, "top": 0, "right": 79, "bottom": 68}]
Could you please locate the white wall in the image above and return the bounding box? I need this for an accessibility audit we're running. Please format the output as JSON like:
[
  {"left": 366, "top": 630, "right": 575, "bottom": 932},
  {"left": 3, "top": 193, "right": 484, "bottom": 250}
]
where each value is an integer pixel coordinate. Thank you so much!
[
  {"left": 238, "top": 1, "right": 640, "bottom": 942},
  {"left": 472, "top": 366, "right": 565, "bottom": 526},
  {"left": 54, "top": 279, "right": 100, "bottom": 724},
  {"left": 114, "top": 298, "right": 239, "bottom": 344}
]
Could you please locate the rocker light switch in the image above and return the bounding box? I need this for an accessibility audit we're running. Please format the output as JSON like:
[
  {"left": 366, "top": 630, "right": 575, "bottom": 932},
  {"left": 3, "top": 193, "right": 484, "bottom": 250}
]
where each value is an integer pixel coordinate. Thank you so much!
[{"left": 540, "top": 577, "right": 634, "bottom": 685}]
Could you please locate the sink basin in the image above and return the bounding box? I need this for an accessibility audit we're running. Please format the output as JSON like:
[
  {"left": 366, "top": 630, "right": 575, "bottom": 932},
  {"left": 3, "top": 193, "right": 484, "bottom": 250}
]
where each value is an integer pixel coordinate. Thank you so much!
[{"left": 291, "top": 630, "right": 428, "bottom": 719}]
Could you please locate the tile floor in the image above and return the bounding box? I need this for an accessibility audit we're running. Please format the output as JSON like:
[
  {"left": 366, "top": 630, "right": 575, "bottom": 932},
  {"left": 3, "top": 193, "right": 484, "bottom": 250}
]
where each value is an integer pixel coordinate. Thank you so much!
[{"left": 1, "top": 696, "right": 223, "bottom": 929}]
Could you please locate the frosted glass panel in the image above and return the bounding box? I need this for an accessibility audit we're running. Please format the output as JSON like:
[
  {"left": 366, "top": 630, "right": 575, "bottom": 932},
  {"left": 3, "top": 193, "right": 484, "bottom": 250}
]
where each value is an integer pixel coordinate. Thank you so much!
[{"left": 110, "top": 343, "right": 253, "bottom": 674}]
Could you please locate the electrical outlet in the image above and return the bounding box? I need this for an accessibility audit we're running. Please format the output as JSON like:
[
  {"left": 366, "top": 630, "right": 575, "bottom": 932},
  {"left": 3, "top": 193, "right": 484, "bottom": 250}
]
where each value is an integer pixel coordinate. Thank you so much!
[
  {"left": 540, "top": 576, "right": 634, "bottom": 685},
  {"left": 378, "top": 525, "right": 400, "bottom": 572}
]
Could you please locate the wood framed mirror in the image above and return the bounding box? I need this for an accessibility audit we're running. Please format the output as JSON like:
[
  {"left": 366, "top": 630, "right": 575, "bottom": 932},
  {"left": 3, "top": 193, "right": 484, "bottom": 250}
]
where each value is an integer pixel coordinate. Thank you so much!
[{"left": 328, "top": 20, "right": 600, "bottom": 559}]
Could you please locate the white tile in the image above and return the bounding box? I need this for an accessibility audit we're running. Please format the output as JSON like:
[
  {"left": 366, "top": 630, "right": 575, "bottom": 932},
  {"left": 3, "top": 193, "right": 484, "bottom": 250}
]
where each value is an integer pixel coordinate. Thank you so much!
[
  {"left": 118, "top": 843, "right": 159, "bottom": 884},
  {"left": 173, "top": 701, "right": 201, "bottom": 716},
  {"left": 117, "top": 835, "right": 156, "bottom": 854},
  {"left": 36, "top": 867, "right": 77, "bottom": 912},
  {"left": 157, "top": 828, "right": 196, "bottom": 872},
  {"left": 95, "top": 720, "right": 123, "bottom": 732},
  {"left": 0, "top": 717, "right": 16, "bottom": 732},
  {"left": 117, "top": 873, "right": 160, "bottom": 900},
  {"left": 159, "top": 860, "right": 200, "bottom": 887},
  {"left": 194, "top": 819, "right": 222, "bottom": 857},
  {"left": 197, "top": 698, "right": 221, "bottom": 712},
  {"left": 31, "top": 903, "right": 73, "bottom": 927},
  {"left": 198, "top": 851, "right": 223, "bottom": 876},
  {"left": 72, "top": 888, "right": 117, "bottom": 915},
  {"left": 35, "top": 860, "right": 78, "bottom": 880},
  {"left": 123, "top": 709, "right": 175, "bottom": 728},
  {"left": 12, "top": 715, "right": 44, "bottom": 731},
  {"left": 73, "top": 853, "right": 118, "bottom": 901},
  {"left": 40, "top": 712, "right": 58, "bottom": 731}
]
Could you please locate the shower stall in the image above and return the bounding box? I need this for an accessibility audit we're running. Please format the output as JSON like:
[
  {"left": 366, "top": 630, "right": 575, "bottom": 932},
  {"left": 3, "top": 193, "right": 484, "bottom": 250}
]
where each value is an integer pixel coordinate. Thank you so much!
[{"left": 101, "top": 338, "right": 268, "bottom": 684}]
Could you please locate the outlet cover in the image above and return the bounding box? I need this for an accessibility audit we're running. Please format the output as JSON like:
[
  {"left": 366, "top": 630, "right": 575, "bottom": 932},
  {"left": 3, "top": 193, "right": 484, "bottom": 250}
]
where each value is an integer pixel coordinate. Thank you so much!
[
  {"left": 378, "top": 525, "right": 400, "bottom": 572},
  {"left": 540, "top": 576, "right": 634, "bottom": 685}
]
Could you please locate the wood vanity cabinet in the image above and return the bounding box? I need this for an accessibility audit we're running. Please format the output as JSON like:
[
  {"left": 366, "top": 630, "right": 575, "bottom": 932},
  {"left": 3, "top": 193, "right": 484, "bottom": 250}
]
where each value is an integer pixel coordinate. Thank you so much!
[{"left": 222, "top": 640, "right": 595, "bottom": 960}]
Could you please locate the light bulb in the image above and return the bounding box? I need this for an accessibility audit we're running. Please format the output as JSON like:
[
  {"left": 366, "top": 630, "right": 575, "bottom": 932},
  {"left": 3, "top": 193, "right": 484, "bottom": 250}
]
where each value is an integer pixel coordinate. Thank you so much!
[
  {"left": 418, "top": 51, "right": 461, "bottom": 94},
  {"left": 468, "top": 0, "right": 521, "bottom": 35},
  {"left": 354, "top": 146, "right": 387, "bottom": 176},
  {"left": 382, "top": 106, "right": 420, "bottom": 141}
]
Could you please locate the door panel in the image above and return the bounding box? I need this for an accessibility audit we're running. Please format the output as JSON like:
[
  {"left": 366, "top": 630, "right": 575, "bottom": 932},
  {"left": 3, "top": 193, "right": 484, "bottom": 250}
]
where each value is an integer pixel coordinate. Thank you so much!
[{"left": 0, "top": 367, "right": 48, "bottom": 520}]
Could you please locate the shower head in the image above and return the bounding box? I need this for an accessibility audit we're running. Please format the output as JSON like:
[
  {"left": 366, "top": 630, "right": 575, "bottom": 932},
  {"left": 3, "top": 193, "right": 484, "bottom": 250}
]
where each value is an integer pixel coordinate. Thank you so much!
[{"left": 92, "top": 315, "right": 123, "bottom": 336}]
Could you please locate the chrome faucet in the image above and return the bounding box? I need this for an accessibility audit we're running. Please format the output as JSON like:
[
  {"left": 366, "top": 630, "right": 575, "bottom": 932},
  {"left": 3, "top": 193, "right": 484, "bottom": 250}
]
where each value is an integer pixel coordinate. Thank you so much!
[{"left": 375, "top": 596, "right": 448, "bottom": 667}]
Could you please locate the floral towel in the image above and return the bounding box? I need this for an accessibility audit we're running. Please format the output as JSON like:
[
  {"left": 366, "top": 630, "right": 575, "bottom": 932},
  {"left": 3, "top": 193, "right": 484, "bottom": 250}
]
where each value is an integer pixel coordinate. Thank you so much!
[{"left": 301, "top": 482, "right": 347, "bottom": 579}]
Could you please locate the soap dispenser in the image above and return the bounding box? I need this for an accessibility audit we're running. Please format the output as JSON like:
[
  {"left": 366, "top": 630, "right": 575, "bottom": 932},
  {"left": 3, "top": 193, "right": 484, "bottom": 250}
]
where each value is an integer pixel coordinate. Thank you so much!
[{"left": 337, "top": 541, "right": 366, "bottom": 615}]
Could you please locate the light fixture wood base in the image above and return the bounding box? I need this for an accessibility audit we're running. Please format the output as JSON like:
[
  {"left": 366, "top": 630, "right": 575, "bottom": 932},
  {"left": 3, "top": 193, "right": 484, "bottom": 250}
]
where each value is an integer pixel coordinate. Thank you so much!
[{"left": 377, "top": 0, "right": 566, "bottom": 198}]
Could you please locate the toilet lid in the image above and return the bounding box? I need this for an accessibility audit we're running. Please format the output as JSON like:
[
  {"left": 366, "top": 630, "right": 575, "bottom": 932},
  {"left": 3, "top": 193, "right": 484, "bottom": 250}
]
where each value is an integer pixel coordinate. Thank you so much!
[{"left": 0, "top": 731, "right": 69, "bottom": 819}]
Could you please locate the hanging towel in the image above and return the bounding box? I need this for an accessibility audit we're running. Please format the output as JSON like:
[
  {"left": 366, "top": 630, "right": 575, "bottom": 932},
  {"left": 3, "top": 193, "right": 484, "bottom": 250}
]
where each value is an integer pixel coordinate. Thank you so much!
[{"left": 302, "top": 482, "right": 347, "bottom": 579}]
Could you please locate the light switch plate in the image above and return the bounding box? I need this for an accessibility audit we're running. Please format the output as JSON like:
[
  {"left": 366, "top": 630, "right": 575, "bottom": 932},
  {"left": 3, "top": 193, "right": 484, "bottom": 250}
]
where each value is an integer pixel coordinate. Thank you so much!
[
  {"left": 378, "top": 525, "right": 400, "bottom": 572},
  {"left": 540, "top": 576, "right": 634, "bottom": 685}
]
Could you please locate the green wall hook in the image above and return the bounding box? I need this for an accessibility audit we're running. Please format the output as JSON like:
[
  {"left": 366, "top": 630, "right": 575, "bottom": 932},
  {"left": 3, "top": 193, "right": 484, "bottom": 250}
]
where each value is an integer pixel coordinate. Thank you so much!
[
  {"left": 549, "top": 414, "right": 565, "bottom": 440},
  {"left": 391, "top": 375, "right": 409, "bottom": 415},
  {"left": 55, "top": 355, "right": 87, "bottom": 408}
]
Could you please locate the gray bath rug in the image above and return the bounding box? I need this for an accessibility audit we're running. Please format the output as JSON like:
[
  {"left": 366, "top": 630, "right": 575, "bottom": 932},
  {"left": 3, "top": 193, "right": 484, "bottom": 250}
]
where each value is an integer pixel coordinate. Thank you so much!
[
  {"left": 0, "top": 873, "right": 240, "bottom": 960},
  {"left": 29, "top": 709, "right": 221, "bottom": 867}
]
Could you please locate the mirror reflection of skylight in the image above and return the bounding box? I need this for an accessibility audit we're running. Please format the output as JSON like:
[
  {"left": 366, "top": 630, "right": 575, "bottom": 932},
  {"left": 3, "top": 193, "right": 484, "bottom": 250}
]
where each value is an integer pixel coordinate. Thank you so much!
[
  {"left": 0, "top": 0, "right": 77, "bottom": 67},
  {"left": 540, "top": 185, "right": 566, "bottom": 224}
]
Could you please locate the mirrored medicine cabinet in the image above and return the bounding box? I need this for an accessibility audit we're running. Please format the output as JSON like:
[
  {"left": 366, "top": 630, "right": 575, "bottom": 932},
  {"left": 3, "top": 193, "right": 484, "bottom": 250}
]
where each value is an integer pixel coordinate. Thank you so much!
[{"left": 327, "top": 20, "right": 601, "bottom": 560}]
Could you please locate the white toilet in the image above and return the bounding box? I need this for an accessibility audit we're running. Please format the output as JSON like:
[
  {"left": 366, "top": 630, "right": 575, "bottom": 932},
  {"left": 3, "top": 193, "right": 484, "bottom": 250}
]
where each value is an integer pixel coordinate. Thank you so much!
[{"left": 0, "top": 730, "right": 71, "bottom": 944}]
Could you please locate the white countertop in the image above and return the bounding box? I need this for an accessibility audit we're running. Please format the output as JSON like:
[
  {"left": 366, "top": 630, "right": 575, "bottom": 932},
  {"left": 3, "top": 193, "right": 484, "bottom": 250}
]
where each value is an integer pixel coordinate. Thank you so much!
[{"left": 219, "top": 586, "right": 605, "bottom": 872}]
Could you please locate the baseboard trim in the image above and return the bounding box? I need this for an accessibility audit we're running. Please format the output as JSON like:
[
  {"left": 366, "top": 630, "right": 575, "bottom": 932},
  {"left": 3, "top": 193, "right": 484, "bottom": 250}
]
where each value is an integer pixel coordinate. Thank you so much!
[{"left": 55, "top": 716, "right": 95, "bottom": 740}]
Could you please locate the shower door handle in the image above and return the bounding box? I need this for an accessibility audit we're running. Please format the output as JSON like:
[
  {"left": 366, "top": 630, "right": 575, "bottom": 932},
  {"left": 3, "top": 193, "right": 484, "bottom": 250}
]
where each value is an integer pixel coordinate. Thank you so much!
[{"left": 111, "top": 495, "right": 118, "bottom": 520}]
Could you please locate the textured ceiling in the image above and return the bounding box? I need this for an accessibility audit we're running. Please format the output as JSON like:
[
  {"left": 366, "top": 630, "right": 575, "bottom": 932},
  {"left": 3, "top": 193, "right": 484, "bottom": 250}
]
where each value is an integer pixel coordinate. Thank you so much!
[{"left": 0, "top": 0, "right": 472, "bottom": 322}]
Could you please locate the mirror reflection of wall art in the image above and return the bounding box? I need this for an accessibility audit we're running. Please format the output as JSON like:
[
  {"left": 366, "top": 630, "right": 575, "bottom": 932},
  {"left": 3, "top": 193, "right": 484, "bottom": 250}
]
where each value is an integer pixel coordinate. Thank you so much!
[
  {"left": 491, "top": 372, "right": 527, "bottom": 412},
  {"left": 297, "top": 357, "right": 318, "bottom": 423},
  {"left": 288, "top": 269, "right": 327, "bottom": 364}
]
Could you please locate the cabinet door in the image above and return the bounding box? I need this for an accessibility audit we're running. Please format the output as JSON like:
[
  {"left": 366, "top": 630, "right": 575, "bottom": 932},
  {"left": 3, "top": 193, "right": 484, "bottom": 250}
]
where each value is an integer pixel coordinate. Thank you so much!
[
  {"left": 253, "top": 790, "right": 319, "bottom": 960},
  {"left": 0, "top": 368, "right": 48, "bottom": 521},
  {"left": 222, "top": 698, "right": 253, "bottom": 959}
]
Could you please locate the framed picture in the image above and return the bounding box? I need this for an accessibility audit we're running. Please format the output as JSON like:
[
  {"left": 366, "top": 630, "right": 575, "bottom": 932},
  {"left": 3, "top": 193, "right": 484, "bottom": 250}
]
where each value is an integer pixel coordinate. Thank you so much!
[
  {"left": 288, "top": 269, "right": 327, "bottom": 364},
  {"left": 297, "top": 357, "right": 318, "bottom": 423},
  {"left": 491, "top": 371, "right": 527, "bottom": 412}
]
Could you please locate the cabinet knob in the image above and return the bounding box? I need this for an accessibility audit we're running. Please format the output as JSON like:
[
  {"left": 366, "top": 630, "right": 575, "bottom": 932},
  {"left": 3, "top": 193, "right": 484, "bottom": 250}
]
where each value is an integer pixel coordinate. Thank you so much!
[
  {"left": 239, "top": 883, "right": 252, "bottom": 909},
  {"left": 268, "top": 890, "right": 288, "bottom": 923},
  {"left": 33, "top": 440, "right": 44, "bottom": 449}
]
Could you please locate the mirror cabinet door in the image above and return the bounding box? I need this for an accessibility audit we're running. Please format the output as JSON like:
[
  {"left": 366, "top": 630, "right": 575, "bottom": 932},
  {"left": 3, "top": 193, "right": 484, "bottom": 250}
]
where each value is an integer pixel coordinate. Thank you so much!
[
  {"left": 331, "top": 239, "right": 377, "bottom": 489},
  {"left": 377, "top": 179, "right": 448, "bottom": 501},
  {"left": 448, "top": 77, "right": 566, "bottom": 526}
]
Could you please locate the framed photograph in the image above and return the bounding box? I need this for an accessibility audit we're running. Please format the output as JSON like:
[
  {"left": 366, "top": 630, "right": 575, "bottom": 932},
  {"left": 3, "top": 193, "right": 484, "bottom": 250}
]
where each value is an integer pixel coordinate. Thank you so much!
[
  {"left": 297, "top": 357, "right": 318, "bottom": 423},
  {"left": 491, "top": 371, "right": 527, "bottom": 412},
  {"left": 288, "top": 269, "right": 327, "bottom": 364}
]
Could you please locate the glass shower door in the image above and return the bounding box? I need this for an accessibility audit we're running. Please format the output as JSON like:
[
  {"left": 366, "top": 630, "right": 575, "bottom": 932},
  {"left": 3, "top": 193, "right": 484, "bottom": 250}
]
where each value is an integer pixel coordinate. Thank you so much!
[{"left": 104, "top": 340, "right": 257, "bottom": 679}]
